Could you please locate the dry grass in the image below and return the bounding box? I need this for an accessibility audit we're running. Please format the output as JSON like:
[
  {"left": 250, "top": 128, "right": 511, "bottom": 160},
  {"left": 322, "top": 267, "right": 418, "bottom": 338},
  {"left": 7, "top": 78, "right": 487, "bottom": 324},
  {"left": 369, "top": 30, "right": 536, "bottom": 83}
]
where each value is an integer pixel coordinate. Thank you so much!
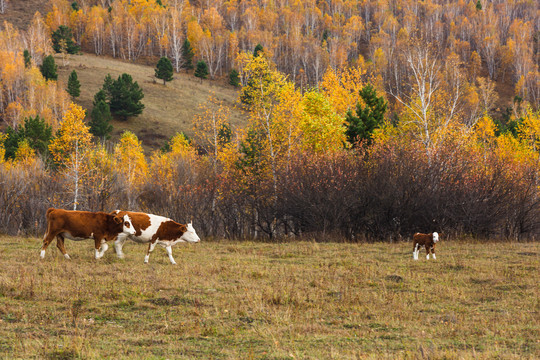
[
  {"left": 0, "top": 236, "right": 538, "bottom": 359},
  {"left": 55, "top": 53, "right": 246, "bottom": 152}
]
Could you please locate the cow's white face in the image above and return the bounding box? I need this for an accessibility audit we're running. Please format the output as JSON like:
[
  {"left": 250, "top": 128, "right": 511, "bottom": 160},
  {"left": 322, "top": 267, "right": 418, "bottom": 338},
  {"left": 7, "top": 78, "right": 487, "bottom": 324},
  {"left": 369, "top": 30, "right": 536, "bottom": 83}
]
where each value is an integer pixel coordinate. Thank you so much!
[
  {"left": 433, "top": 232, "right": 439, "bottom": 243},
  {"left": 181, "top": 222, "right": 200, "bottom": 243},
  {"left": 123, "top": 215, "right": 136, "bottom": 235}
]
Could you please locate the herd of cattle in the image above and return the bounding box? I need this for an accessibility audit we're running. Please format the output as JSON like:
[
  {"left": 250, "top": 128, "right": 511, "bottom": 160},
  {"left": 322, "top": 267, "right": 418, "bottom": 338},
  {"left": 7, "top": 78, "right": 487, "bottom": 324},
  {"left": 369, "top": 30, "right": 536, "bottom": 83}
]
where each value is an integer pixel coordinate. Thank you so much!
[
  {"left": 40, "top": 208, "right": 200, "bottom": 264},
  {"left": 39, "top": 208, "right": 439, "bottom": 264}
]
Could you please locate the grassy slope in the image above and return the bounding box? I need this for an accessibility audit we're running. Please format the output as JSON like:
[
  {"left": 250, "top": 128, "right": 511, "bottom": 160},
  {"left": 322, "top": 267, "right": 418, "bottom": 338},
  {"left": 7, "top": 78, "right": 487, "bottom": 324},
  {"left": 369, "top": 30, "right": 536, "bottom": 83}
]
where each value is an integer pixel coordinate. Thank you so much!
[
  {"left": 55, "top": 53, "right": 246, "bottom": 152},
  {"left": 0, "top": 236, "right": 538, "bottom": 359}
]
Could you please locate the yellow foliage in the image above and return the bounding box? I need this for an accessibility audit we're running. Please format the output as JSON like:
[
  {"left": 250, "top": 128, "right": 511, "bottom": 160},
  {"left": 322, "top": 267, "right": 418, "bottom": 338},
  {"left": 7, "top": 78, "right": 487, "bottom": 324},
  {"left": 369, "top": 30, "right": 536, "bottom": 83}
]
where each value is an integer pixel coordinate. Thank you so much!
[
  {"left": 48, "top": 103, "right": 92, "bottom": 166},
  {"left": 299, "top": 90, "right": 346, "bottom": 154},
  {"left": 114, "top": 130, "right": 148, "bottom": 190},
  {"left": 14, "top": 139, "right": 37, "bottom": 167},
  {"left": 474, "top": 114, "right": 497, "bottom": 146},
  {"left": 517, "top": 106, "right": 540, "bottom": 152}
]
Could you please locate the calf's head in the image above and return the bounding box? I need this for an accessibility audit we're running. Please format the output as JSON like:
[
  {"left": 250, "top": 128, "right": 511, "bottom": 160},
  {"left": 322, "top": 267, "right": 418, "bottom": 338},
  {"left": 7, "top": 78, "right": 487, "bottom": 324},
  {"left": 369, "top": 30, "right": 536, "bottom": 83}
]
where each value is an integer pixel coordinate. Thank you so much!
[
  {"left": 180, "top": 222, "right": 201, "bottom": 243},
  {"left": 432, "top": 232, "right": 439, "bottom": 243}
]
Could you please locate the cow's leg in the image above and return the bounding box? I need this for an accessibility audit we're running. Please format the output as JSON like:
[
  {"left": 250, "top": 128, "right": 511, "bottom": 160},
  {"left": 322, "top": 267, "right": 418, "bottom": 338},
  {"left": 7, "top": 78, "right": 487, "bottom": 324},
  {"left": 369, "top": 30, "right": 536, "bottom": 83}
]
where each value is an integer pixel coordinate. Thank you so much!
[
  {"left": 165, "top": 246, "right": 177, "bottom": 265},
  {"left": 40, "top": 229, "right": 58, "bottom": 259},
  {"left": 94, "top": 238, "right": 103, "bottom": 259},
  {"left": 114, "top": 235, "right": 127, "bottom": 259},
  {"left": 97, "top": 239, "right": 109, "bottom": 259},
  {"left": 426, "top": 245, "right": 430, "bottom": 260},
  {"left": 413, "top": 243, "right": 419, "bottom": 260},
  {"left": 144, "top": 241, "right": 158, "bottom": 264},
  {"left": 55, "top": 234, "right": 71, "bottom": 260},
  {"left": 431, "top": 246, "right": 436, "bottom": 260}
]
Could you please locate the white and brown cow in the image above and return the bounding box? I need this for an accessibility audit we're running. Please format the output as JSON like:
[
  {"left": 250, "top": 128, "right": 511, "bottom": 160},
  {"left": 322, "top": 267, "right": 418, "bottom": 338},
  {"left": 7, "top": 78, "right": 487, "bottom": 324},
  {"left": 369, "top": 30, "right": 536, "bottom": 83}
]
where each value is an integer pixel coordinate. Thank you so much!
[
  {"left": 40, "top": 208, "right": 136, "bottom": 260},
  {"left": 111, "top": 211, "right": 200, "bottom": 264},
  {"left": 412, "top": 232, "right": 439, "bottom": 260}
]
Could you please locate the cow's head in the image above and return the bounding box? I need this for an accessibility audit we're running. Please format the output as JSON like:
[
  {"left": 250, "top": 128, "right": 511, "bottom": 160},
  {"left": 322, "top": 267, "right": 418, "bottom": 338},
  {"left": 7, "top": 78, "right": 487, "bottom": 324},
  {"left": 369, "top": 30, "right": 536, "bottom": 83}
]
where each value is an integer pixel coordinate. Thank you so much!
[
  {"left": 114, "top": 214, "right": 136, "bottom": 235},
  {"left": 432, "top": 232, "right": 439, "bottom": 243},
  {"left": 180, "top": 222, "right": 200, "bottom": 243}
]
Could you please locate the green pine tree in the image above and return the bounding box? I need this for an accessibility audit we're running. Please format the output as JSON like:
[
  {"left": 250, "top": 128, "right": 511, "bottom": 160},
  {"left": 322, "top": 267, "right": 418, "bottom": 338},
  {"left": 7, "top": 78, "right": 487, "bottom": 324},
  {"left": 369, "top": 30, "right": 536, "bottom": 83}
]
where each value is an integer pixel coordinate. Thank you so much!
[
  {"left": 67, "top": 70, "right": 81, "bottom": 98},
  {"left": 181, "top": 39, "right": 194, "bottom": 71},
  {"left": 476, "top": 0, "right": 482, "bottom": 10},
  {"left": 253, "top": 44, "right": 264, "bottom": 57},
  {"left": 23, "top": 49, "right": 31, "bottom": 68},
  {"left": 102, "top": 74, "right": 114, "bottom": 101},
  {"left": 155, "top": 56, "right": 174, "bottom": 85},
  {"left": 89, "top": 99, "right": 113, "bottom": 141},
  {"left": 2, "top": 116, "right": 52, "bottom": 160},
  {"left": 194, "top": 60, "right": 209, "bottom": 82},
  {"left": 51, "top": 25, "right": 80, "bottom": 54},
  {"left": 344, "top": 84, "right": 387, "bottom": 147},
  {"left": 229, "top": 69, "right": 240, "bottom": 87},
  {"left": 40, "top": 55, "right": 58, "bottom": 81},
  {"left": 109, "top": 73, "right": 145, "bottom": 120}
]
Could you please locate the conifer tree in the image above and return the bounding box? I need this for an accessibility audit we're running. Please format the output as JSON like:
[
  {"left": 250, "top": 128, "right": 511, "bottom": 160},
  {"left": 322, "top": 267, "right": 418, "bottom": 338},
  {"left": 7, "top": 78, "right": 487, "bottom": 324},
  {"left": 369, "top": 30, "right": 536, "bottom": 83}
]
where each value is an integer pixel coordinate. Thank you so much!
[
  {"left": 194, "top": 60, "right": 209, "bottom": 82},
  {"left": 109, "top": 73, "right": 145, "bottom": 120},
  {"left": 23, "top": 49, "right": 31, "bottom": 68},
  {"left": 51, "top": 25, "right": 80, "bottom": 54},
  {"left": 181, "top": 39, "right": 194, "bottom": 71},
  {"left": 253, "top": 44, "right": 264, "bottom": 57},
  {"left": 155, "top": 57, "right": 174, "bottom": 85},
  {"left": 40, "top": 55, "right": 58, "bottom": 81},
  {"left": 229, "top": 69, "right": 240, "bottom": 87},
  {"left": 67, "top": 70, "right": 81, "bottom": 98},
  {"left": 89, "top": 90, "right": 113, "bottom": 141},
  {"left": 344, "top": 84, "right": 387, "bottom": 147}
]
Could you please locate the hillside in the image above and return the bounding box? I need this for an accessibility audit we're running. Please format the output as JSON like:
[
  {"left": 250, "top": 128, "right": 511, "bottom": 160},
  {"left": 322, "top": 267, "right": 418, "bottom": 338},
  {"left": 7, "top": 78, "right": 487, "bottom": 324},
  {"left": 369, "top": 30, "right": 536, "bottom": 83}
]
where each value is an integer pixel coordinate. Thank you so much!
[
  {"left": 0, "top": 1, "right": 49, "bottom": 30},
  {"left": 55, "top": 53, "right": 246, "bottom": 151}
]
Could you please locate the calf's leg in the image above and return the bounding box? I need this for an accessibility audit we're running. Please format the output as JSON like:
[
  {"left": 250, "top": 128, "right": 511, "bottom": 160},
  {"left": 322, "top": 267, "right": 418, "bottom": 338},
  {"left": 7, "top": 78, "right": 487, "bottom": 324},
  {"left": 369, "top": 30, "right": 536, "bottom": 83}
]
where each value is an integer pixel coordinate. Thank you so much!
[
  {"left": 114, "top": 235, "right": 128, "bottom": 259},
  {"left": 40, "top": 229, "right": 58, "bottom": 259},
  {"left": 55, "top": 235, "right": 71, "bottom": 259}
]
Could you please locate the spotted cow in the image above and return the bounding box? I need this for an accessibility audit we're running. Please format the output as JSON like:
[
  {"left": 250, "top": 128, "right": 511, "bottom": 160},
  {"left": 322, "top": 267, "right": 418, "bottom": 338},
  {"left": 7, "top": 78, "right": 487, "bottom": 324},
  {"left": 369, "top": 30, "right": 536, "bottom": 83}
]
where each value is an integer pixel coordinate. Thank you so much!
[{"left": 111, "top": 211, "right": 200, "bottom": 264}]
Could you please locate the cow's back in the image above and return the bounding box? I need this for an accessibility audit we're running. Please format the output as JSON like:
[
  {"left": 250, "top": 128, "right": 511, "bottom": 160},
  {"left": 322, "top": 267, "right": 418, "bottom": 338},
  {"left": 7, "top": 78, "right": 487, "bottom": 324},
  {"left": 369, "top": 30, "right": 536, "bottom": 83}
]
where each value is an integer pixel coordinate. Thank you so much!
[{"left": 114, "top": 211, "right": 169, "bottom": 242}]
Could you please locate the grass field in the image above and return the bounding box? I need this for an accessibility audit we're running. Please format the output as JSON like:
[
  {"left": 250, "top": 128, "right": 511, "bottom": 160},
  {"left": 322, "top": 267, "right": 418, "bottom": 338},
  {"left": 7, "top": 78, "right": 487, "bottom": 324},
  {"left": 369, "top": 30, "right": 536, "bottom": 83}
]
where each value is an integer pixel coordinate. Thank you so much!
[
  {"left": 55, "top": 53, "right": 245, "bottom": 151},
  {"left": 0, "top": 236, "right": 538, "bottom": 359}
]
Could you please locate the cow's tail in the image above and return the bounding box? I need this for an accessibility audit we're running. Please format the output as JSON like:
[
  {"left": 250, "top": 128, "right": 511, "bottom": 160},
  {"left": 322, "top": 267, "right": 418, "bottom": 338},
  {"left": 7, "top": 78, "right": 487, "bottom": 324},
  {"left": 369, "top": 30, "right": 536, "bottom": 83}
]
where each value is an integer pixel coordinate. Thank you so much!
[{"left": 43, "top": 208, "right": 55, "bottom": 239}]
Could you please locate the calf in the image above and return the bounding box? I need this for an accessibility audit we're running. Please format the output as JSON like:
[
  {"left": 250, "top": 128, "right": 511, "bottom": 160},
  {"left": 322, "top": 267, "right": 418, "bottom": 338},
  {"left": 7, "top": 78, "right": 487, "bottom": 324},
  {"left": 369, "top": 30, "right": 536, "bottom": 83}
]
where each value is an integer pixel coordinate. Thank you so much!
[
  {"left": 412, "top": 232, "right": 439, "bottom": 260},
  {"left": 111, "top": 210, "right": 200, "bottom": 264},
  {"left": 40, "top": 208, "right": 136, "bottom": 260}
]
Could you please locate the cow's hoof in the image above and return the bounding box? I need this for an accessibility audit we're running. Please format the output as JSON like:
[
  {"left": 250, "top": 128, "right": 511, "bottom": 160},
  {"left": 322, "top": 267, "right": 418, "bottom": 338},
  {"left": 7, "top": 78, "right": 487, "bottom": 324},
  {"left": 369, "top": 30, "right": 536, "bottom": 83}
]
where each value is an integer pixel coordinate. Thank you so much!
[
  {"left": 117, "top": 254, "right": 125, "bottom": 259},
  {"left": 64, "top": 254, "right": 71, "bottom": 260}
]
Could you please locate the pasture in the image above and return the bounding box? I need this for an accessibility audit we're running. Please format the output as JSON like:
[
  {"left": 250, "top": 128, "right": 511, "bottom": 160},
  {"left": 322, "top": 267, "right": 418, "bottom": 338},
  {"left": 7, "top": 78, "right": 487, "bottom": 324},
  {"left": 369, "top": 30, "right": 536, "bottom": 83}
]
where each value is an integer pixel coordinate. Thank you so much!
[{"left": 0, "top": 236, "right": 538, "bottom": 359}]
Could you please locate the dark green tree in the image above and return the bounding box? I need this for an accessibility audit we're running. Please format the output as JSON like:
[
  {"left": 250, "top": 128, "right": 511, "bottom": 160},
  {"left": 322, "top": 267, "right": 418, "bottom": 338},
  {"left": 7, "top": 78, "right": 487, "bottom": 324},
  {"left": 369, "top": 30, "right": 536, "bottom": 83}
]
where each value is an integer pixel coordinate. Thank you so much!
[
  {"left": 253, "top": 43, "right": 264, "bottom": 57},
  {"left": 181, "top": 39, "right": 194, "bottom": 71},
  {"left": 218, "top": 123, "right": 232, "bottom": 146},
  {"left": 67, "top": 70, "right": 81, "bottom": 98},
  {"left": 71, "top": 2, "right": 79, "bottom": 11},
  {"left": 3, "top": 116, "right": 52, "bottom": 160},
  {"left": 194, "top": 60, "right": 209, "bottom": 82},
  {"left": 40, "top": 55, "right": 58, "bottom": 81},
  {"left": 51, "top": 25, "right": 80, "bottom": 54},
  {"left": 229, "top": 69, "right": 240, "bottom": 87},
  {"left": 108, "top": 73, "right": 145, "bottom": 120},
  {"left": 344, "top": 84, "right": 387, "bottom": 147},
  {"left": 89, "top": 98, "right": 113, "bottom": 141},
  {"left": 155, "top": 56, "right": 174, "bottom": 84},
  {"left": 101, "top": 74, "right": 114, "bottom": 100},
  {"left": 476, "top": 0, "right": 482, "bottom": 10},
  {"left": 23, "top": 49, "right": 31, "bottom": 68}
]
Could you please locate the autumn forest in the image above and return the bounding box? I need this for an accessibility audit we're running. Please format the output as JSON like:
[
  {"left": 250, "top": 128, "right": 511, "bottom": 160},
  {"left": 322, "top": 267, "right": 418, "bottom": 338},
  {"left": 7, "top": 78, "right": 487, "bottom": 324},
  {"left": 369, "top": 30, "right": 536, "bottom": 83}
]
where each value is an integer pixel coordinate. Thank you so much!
[{"left": 0, "top": 0, "right": 539, "bottom": 240}]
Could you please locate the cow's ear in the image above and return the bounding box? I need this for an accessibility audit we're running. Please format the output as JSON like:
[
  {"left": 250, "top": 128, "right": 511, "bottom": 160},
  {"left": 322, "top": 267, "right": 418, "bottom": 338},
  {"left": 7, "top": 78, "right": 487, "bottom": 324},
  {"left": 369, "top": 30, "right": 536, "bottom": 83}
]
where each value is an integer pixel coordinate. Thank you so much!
[
  {"left": 113, "top": 216, "right": 122, "bottom": 224},
  {"left": 180, "top": 224, "right": 188, "bottom": 232}
]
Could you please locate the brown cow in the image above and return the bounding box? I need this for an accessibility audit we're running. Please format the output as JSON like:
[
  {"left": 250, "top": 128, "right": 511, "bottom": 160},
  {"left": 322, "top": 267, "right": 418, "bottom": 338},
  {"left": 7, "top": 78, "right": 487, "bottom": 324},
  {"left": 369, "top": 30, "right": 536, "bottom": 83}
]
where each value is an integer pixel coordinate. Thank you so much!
[
  {"left": 111, "top": 210, "right": 200, "bottom": 264},
  {"left": 40, "top": 208, "right": 136, "bottom": 260},
  {"left": 412, "top": 232, "right": 439, "bottom": 260}
]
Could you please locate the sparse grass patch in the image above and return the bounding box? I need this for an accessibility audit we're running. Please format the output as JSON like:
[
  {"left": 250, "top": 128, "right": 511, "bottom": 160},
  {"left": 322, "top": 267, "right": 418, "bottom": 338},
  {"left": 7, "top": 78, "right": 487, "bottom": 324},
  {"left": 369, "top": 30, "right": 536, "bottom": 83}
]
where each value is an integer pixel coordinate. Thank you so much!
[{"left": 0, "top": 236, "right": 538, "bottom": 358}]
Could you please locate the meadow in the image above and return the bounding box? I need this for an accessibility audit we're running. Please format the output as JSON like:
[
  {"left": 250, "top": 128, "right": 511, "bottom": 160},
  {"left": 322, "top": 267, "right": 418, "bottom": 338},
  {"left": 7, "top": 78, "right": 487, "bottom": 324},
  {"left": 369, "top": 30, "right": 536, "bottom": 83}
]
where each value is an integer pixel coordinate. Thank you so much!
[{"left": 0, "top": 236, "right": 538, "bottom": 359}]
